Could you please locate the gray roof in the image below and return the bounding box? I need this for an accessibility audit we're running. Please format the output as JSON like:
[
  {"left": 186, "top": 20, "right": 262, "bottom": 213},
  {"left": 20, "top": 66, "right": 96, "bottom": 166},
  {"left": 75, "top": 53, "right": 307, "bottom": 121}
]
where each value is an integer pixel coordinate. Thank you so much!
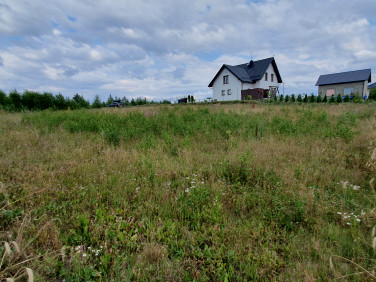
[
  {"left": 208, "top": 57, "right": 282, "bottom": 87},
  {"left": 316, "top": 69, "right": 371, "bottom": 86},
  {"left": 368, "top": 82, "right": 376, "bottom": 89}
]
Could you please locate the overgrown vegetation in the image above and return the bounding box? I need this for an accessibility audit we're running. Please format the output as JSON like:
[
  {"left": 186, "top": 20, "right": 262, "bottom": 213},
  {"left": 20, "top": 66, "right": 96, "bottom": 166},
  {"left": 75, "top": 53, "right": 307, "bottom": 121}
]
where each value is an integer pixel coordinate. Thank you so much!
[
  {"left": 0, "top": 90, "right": 171, "bottom": 112},
  {"left": 1, "top": 103, "right": 376, "bottom": 280}
]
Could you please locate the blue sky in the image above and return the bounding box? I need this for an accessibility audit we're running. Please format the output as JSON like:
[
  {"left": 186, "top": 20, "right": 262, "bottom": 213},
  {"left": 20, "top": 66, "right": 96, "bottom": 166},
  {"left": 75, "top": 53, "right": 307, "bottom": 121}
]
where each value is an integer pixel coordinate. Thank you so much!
[{"left": 0, "top": 0, "right": 375, "bottom": 102}]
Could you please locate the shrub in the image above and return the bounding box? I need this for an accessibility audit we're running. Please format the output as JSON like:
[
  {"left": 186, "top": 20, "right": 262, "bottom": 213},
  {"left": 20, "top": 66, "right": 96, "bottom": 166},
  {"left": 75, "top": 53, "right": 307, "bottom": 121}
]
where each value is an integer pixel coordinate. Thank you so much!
[
  {"left": 303, "top": 94, "right": 308, "bottom": 103},
  {"left": 291, "top": 94, "right": 296, "bottom": 102},
  {"left": 284, "top": 95, "right": 289, "bottom": 103},
  {"left": 279, "top": 94, "right": 284, "bottom": 103},
  {"left": 316, "top": 95, "right": 322, "bottom": 103},
  {"left": 353, "top": 94, "right": 362, "bottom": 103},
  {"left": 329, "top": 95, "right": 335, "bottom": 103},
  {"left": 344, "top": 95, "right": 350, "bottom": 102},
  {"left": 323, "top": 94, "right": 327, "bottom": 103},
  {"left": 309, "top": 94, "right": 315, "bottom": 103},
  {"left": 368, "top": 88, "right": 376, "bottom": 101},
  {"left": 336, "top": 94, "right": 342, "bottom": 103},
  {"left": 297, "top": 94, "right": 302, "bottom": 103}
]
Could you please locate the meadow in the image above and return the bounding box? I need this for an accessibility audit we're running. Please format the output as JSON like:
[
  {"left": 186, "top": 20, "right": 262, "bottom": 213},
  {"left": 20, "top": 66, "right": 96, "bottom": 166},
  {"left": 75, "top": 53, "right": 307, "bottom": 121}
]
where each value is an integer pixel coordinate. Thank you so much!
[{"left": 0, "top": 102, "right": 376, "bottom": 280}]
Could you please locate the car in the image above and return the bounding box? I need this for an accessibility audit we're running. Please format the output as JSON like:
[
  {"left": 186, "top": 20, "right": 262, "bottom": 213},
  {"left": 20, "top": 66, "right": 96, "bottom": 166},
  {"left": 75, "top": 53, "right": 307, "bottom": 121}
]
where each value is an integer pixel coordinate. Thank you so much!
[{"left": 107, "top": 101, "right": 124, "bottom": 108}]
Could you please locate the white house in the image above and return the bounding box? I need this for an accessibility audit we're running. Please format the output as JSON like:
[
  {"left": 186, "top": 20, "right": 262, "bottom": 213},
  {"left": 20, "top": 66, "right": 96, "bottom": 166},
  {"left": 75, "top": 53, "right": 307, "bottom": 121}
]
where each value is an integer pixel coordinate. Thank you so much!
[{"left": 208, "top": 57, "right": 283, "bottom": 101}]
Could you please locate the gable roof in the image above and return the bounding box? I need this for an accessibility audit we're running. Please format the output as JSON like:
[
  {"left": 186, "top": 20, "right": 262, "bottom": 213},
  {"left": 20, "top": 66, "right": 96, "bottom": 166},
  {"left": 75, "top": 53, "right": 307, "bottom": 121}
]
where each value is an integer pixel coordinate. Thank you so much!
[
  {"left": 368, "top": 82, "right": 376, "bottom": 89},
  {"left": 316, "top": 69, "right": 371, "bottom": 86},
  {"left": 208, "top": 57, "right": 282, "bottom": 87}
]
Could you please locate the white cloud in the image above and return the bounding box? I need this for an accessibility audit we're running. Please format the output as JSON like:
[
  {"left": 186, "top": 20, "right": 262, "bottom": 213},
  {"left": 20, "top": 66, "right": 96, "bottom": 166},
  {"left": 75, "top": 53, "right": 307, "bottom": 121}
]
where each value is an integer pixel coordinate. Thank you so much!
[{"left": 0, "top": 0, "right": 376, "bottom": 100}]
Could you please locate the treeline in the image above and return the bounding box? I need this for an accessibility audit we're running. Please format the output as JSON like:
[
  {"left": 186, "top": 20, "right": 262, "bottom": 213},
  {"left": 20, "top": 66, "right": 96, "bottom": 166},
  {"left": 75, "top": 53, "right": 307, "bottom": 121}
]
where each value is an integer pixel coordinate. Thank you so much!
[
  {"left": 270, "top": 91, "right": 376, "bottom": 103},
  {"left": 0, "top": 90, "right": 171, "bottom": 112}
]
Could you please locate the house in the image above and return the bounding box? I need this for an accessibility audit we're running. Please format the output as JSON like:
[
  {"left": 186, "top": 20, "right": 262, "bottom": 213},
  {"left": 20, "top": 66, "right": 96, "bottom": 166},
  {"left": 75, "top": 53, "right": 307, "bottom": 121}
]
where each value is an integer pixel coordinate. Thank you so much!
[
  {"left": 208, "top": 57, "right": 282, "bottom": 101},
  {"left": 368, "top": 82, "right": 376, "bottom": 90},
  {"left": 316, "top": 69, "right": 371, "bottom": 98}
]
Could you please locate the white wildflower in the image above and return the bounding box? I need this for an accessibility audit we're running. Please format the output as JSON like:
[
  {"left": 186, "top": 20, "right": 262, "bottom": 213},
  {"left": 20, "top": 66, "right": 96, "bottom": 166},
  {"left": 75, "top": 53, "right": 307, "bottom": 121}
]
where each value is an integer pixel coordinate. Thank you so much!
[{"left": 347, "top": 222, "right": 350, "bottom": 226}]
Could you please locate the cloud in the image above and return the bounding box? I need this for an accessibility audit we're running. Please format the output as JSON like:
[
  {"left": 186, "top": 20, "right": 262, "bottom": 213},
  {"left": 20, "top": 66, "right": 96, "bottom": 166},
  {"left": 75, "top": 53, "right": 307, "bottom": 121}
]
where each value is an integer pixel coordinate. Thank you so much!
[{"left": 0, "top": 0, "right": 376, "bottom": 100}]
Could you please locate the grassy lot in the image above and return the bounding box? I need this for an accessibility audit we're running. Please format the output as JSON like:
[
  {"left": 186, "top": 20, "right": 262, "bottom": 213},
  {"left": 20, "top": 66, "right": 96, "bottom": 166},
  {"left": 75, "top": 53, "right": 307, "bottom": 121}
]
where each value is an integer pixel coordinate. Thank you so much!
[{"left": 1, "top": 103, "right": 376, "bottom": 280}]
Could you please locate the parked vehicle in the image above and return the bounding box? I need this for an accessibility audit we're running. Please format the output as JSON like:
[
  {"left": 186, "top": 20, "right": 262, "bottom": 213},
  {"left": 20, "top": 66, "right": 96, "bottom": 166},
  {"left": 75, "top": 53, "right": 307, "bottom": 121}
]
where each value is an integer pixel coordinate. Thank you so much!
[{"left": 107, "top": 100, "right": 124, "bottom": 108}]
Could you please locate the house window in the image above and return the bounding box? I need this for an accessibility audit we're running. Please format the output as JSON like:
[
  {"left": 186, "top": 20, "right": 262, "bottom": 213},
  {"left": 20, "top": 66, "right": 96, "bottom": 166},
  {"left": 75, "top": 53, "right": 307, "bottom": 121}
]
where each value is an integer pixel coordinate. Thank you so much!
[
  {"left": 223, "top": 75, "right": 229, "bottom": 84},
  {"left": 271, "top": 74, "right": 274, "bottom": 82},
  {"left": 344, "top": 88, "right": 354, "bottom": 95},
  {"left": 326, "top": 89, "right": 335, "bottom": 96},
  {"left": 227, "top": 89, "right": 232, "bottom": 95},
  {"left": 221, "top": 90, "right": 225, "bottom": 96},
  {"left": 265, "top": 73, "right": 268, "bottom": 81}
]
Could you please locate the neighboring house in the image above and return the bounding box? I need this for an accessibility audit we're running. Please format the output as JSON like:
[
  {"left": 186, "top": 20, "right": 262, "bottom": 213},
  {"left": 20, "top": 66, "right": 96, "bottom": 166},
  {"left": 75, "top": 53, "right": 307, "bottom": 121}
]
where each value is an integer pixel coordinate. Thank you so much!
[
  {"left": 316, "top": 69, "right": 371, "bottom": 98},
  {"left": 368, "top": 82, "right": 376, "bottom": 90},
  {"left": 208, "top": 57, "right": 283, "bottom": 101}
]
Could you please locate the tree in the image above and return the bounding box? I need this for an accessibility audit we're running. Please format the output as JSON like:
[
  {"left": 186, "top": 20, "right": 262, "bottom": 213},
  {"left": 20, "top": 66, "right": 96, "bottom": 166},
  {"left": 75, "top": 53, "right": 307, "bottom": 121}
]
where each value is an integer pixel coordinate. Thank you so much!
[
  {"left": 303, "top": 94, "right": 308, "bottom": 103},
  {"left": 191, "top": 95, "right": 195, "bottom": 103},
  {"left": 344, "top": 95, "right": 350, "bottom": 102},
  {"left": 323, "top": 95, "right": 327, "bottom": 103},
  {"left": 92, "top": 95, "right": 103, "bottom": 108},
  {"left": 297, "top": 94, "right": 302, "bottom": 103},
  {"left": 291, "top": 94, "right": 296, "bottom": 102},
  {"left": 329, "top": 95, "right": 335, "bottom": 103},
  {"left": 73, "top": 93, "right": 90, "bottom": 109},
  {"left": 0, "top": 90, "right": 10, "bottom": 107},
  {"left": 9, "top": 90, "right": 22, "bottom": 110},
  {"left": 284, "top": 94, "right": 289, "bottom": 102},
  {"left": 54, "top": 93, "right": 68, "bottom": 110},
  {"left": 336, "top": 94, "right": 342, "bottom": 103},
  {"left": 106, "top": 94, "right": 114, "bottom": 105},
  {"left": 369, "top": 88, "right": 376, "bottom": 101},
  {"left": 279, "top": 94, "right": 284, "bottom": 103},
  {"left": 316, "top": 95, "right": 322, "bottom": 103},
  {"left": 309, "top": 94, "right": 315, "bottom": 103}
]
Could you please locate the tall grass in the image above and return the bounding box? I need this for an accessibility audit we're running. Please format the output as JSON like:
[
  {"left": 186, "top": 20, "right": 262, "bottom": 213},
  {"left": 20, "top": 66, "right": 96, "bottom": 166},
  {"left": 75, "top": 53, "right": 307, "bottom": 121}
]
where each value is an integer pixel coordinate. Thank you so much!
[{"left": 1, "top": 103, "right": 376, "bottom": 280}]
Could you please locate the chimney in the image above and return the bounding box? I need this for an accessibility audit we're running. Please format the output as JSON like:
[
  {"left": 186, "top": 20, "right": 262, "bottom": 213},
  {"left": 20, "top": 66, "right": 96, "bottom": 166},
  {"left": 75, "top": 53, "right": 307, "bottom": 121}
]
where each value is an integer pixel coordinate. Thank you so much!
[{"left": 248, "top": 60, "right": 254, "bottom": 68}]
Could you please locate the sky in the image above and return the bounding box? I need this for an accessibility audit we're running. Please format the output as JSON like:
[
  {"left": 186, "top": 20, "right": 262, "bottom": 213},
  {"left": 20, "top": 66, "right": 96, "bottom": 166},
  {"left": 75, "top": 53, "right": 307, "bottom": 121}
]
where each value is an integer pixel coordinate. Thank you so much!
[{"left": 0, "top": 0, "right": 376, "bottom": 102}]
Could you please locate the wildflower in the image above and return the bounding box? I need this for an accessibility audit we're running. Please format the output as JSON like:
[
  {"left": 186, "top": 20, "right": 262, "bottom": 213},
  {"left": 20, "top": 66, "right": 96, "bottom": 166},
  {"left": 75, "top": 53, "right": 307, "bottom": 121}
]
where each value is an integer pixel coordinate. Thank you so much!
[
  {"left": 88, "top": 246, "right": 91, "bottom": 250},
  {"left": 90, "top": 266, "right": 93, "bottom": 269},
  {"left": 356, "top": 219, "right": 361, "bottom": 222},
  {"left": 352, "top": 185, "right": 360, "bottom": 191},
  {"left": 337, "top": 212, "right": 342, "bottom": 215},
  {"left": 83, "top": 253, "right": 87, "bottom": 257},
  {"left": 185, "top": 177, "right": 190, "bottom": 179},
  {"left": 347, "top": 222, "right": 350, "bottom": 226},
  {"left": 185, "top": 188, "right": 190, "bottom": 193}
]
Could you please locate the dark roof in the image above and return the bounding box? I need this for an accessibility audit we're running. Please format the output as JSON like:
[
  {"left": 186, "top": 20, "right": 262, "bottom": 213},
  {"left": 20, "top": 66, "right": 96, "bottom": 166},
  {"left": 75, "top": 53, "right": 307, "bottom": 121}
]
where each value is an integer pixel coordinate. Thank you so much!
[
  {"left": 316, "top": 69, "right": 371, "bottom": 86},
  {"left": 208, "top": 57, "right": 282, "bottom": 87},
  {"left": 368, "top": 82, "right": 376, "bottom": 89}
]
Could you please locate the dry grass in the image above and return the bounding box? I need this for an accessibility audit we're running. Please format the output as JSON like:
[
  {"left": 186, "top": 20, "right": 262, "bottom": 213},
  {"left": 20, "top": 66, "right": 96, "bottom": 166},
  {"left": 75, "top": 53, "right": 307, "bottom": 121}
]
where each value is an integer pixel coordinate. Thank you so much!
[{"left": 1, "top": 103, "right": 376, "bottom": 280}]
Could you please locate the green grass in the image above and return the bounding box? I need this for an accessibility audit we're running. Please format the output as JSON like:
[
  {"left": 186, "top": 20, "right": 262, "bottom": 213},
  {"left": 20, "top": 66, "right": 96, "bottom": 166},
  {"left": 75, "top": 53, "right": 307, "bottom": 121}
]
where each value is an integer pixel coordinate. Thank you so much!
[{"left": 1, "top": 103, "right": 376, "bottom": 280}]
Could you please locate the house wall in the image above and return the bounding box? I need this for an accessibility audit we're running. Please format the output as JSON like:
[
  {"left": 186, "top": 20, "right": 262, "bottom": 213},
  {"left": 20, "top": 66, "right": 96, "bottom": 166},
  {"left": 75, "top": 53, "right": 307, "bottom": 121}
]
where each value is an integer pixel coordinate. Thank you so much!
[
  {"left": 318, "top": 81, "right": 369, "bottom": 98},
  {"left": 254, "top": 63, "right": 280, "bottom": 90},
  {"left": 211, "top": 63, "right": 280, "bottom": 101},
  {"left": 212, "top": 68, "right": 243, "bottom": 101}
]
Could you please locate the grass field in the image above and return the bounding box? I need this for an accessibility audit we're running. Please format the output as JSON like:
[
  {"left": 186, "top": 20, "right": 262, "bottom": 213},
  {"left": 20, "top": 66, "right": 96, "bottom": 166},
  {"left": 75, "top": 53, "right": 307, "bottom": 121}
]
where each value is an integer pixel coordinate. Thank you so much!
[{"left": 1, "top": 103, "right": 376, "bottom": 280}]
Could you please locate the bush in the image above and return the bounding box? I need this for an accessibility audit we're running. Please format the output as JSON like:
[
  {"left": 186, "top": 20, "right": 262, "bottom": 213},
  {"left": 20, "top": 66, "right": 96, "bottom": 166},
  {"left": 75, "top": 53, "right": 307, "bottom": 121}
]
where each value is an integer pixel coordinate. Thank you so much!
[
  {"left": 323, "top": 95, "right": 327, "bottom": 103},
  {"left": 316, "top": 95, "right": 322, "bottom": 103},
  {"left": 309, "top": 94, "right": 315, "bottom": 103},
  {"left": 369, "top": 88, "right": 376, "bottom": 101},
  {"left": 279, "top": 94, "right": 284, "bottom": 103},
  {"left": 303, "top": 94, "right": 308, "bottom": 103},
  {"left": 284, "top": 95, "right": 289, "bottom": 103},
  {"left": 352, "top": 94, "right": 362, "bottom": 103},
  {"left": 329, "top": 95, "right": 335, "bottom": 103},
  {"left": 344, "top": 95, "right": 350, "bottom": 102},
  {"left": 297, "top": 94, "right": 302, "bottom": 103},
  {"left": 291, "top": 94, "right": 296, "bottom": 102},
  {"left": 336, "top": 94, "right": 342, "bottom": 103}
]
